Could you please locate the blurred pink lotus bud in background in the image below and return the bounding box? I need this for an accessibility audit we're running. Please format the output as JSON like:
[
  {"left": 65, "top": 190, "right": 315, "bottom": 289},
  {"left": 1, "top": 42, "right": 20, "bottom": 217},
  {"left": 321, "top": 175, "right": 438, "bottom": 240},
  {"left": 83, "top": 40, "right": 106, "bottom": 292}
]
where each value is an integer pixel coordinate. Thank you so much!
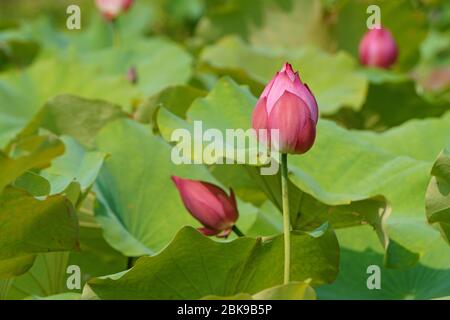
[
  {"left": 127, "top": 66, "right": 138, "bottom": 84},
  {"left": 171, "top": 176, "right": 239, "bottom": 238},
  {"left": 95, "top": 0, "right": 134, "bottom": 20},
  {"left": 359, "top": 27, "right": 398, "bottom": 69},
  {"left": 252, "top": 63, "right": 318, "bottom": 154}
]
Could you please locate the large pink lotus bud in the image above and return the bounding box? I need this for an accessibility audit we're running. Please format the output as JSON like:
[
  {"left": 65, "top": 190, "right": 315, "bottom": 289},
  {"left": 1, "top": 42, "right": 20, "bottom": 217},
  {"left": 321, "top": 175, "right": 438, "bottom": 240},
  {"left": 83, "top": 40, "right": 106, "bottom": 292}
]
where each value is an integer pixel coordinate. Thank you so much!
[
  {"left": 95, "top": 0, "right": 134, "bottom": 20},
  {"left": 359, "top": 27, "right": 398, "bottom": 69},
  {"left": 171, "top": 176, "right": 239, "bottom": 238},
  {"left": 252, "top": 63, "right": 318, "bottom": 154}
]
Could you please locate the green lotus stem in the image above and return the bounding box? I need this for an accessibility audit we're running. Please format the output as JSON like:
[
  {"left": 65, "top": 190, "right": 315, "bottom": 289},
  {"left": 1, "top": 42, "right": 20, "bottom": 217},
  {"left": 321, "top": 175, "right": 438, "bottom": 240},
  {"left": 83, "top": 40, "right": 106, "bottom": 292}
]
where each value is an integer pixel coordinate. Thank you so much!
[
  {"left": 281, "top": 153, "right": 291, "bottom": 284},
  {"left": 232, "top": 225, "right": 244, "bottom": 237},
  {"left": 127, "top": 257, "right": 134, "bottom": 269},
  {"left": 111, "top": 19, "right": 121, "bottom": 48}
]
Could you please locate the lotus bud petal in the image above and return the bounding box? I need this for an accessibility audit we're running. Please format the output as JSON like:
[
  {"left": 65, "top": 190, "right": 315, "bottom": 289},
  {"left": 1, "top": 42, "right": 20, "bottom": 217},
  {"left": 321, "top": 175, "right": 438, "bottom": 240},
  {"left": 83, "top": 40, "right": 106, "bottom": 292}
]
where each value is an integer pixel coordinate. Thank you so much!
[
  {"left": 171, "top": 176, "right": 239, "bottom": 237},
  {"left": 95, "top": 0, "right": 134, "bottom": 20}
]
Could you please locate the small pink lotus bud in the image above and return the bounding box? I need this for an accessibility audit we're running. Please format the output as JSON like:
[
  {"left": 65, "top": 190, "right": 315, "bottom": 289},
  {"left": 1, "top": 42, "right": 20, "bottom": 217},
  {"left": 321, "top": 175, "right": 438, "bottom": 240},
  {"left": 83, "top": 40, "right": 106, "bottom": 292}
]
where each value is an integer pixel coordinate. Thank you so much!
[
  {"left": 359, "top": 27, "right": 398, "bottom": 69},
  {"left": 127, "top": 66, "right": 138, "bottom": 84},
  {"left": 252, "top": 62, "right": 318, "bottom": 154},
  {"left": 171, "top": 176, "right": 239, "bottom": 238},
  {"left": 95, "top": 0, "right": 134, "bottom": 21}
]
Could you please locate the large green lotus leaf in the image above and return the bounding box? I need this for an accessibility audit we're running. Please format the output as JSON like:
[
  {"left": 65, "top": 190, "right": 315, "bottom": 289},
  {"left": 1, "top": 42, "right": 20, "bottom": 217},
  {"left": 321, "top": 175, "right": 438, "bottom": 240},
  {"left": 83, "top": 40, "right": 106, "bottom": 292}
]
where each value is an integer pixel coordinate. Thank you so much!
[
  {"left": 357, "top": 115, "right": 450, "bottom": 162},
  {"left": 338, "top": 71, "right": 450, "bottom": 130},
  {"left": 156, "top": 77, "right": 450, "bottom": 266},
  {"left": 79, "top": 37, "right": 193, "bottom": 100},
  {"left": 270, "top": 117, "right": 449, "bottom": 267},
  {"left": 196, "top": 0, "right": 332, "bottom": 50},
  {"left": 202, "top": 281, "right": 316, "bottom": 300},
  {"left": 94, "top": 118, "right": 258, "bottom": 257},
  {"left": 0, "top": 188, "right": 79, "bottom": 259},
  {"left": 0, "top": 187, "right": 78, "bottom": 279},
  {"left": 0, "top": 135, "right": 64, "bottom": 193},
  {"left": 211, "top": 165, "right": 390, "bottom": 238},
  {"left": 187, "top": 77, "right": 256, "bottom": 131},
  {"left": 5, "top": 96, "right": 113, "bottom": 199},
  {"left": 4, "top": 189, "right": 127, "bottom": 299},
  {"left": 0, "top": 59, "right": 135, "bottom": 148},
  {"left": 208, "top": 164, "right": 268, "bottom": 207},
  {"left": 72, "top": 192, "right": 129, "bottom": 284},
  {"left": 1, "top": 136, "right": 83, "bottom": 275},
  {"left": 0, "top": 37, "right": 39, "bottom": 71},
  {"left": 211, "top": 163, "right": 390, "bottom": 245},
  {"left": 200, "top": 36, "right": 367, "bottom": 115},
  {"left": 0, "top": 255, "right": 35, "bottom": 280},
  {"left": 316, "top": 226, "right": 450, "bottom": 299},
  {"left": 83, "top": 226, "right": 338, "bottom": 299},
  {"left": 287, "top": 119, "right": 448, "bottom": 207},
  {"left": 4, "top": 224, "right": 128, "bottom": 300},
  {"left": 14, "top": 95, "right": 126, "bottom": 148},
  {"left": 40, "top": 136, "right": 107, "bottom": 196},
  {"left": 333, "top": 0, "right": 427, "bottom": 71},
  {"left": 12, "top": 171, "right": 50, "bottom": 197},
  {"left": 297, "top": 115, "right": 450, "bottom": 266},
  {"left": 243, "top": 200, "right": 283, "bottom": 237},
  {"left": 68, "top": 224, "right": 128, "bottom": 285},
  {"left": 135, "top": 85, "right": 207, "bottom": 126},
  {"left": 241, "top": 165, "right": 389, "bottom": 243},
  {"left": 426, "top": 147, "right": 450, "bottom": 245},
  {"left": 0, "top": 279, "right": 13, "bottom": 299},
  {"left": 208, "top": 157, "right": 387, "bottom": 238},
  {"left": 5, "top": 252, "right": 70, "bottom": 299}
]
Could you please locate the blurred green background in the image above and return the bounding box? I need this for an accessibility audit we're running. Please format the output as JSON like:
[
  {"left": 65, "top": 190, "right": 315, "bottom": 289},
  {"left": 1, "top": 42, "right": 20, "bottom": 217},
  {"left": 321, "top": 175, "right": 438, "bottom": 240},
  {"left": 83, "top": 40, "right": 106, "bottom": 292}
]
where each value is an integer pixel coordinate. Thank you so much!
[{"left": 0, "top": 0, "right": 449, "bottom": 300}]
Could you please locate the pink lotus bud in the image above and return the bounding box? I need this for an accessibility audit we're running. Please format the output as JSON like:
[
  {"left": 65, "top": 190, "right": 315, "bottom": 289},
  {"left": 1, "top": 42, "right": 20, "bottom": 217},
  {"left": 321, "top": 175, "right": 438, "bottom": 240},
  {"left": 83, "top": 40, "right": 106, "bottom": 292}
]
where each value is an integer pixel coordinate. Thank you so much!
[
  {"left": 127, "top": 66, "right": 138, "bottom": 84},
  {"left": 252, "top": 62, "right": 318, "bottom": 154},
  {"left": 95, "top": 0, "right": 134, "bottom": 20},
  {"left": 171, "top": 176, "right": 239, "bottom": 238},
  {"left": 359, "top": 27, "right": 398, "bottom": 69}
]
